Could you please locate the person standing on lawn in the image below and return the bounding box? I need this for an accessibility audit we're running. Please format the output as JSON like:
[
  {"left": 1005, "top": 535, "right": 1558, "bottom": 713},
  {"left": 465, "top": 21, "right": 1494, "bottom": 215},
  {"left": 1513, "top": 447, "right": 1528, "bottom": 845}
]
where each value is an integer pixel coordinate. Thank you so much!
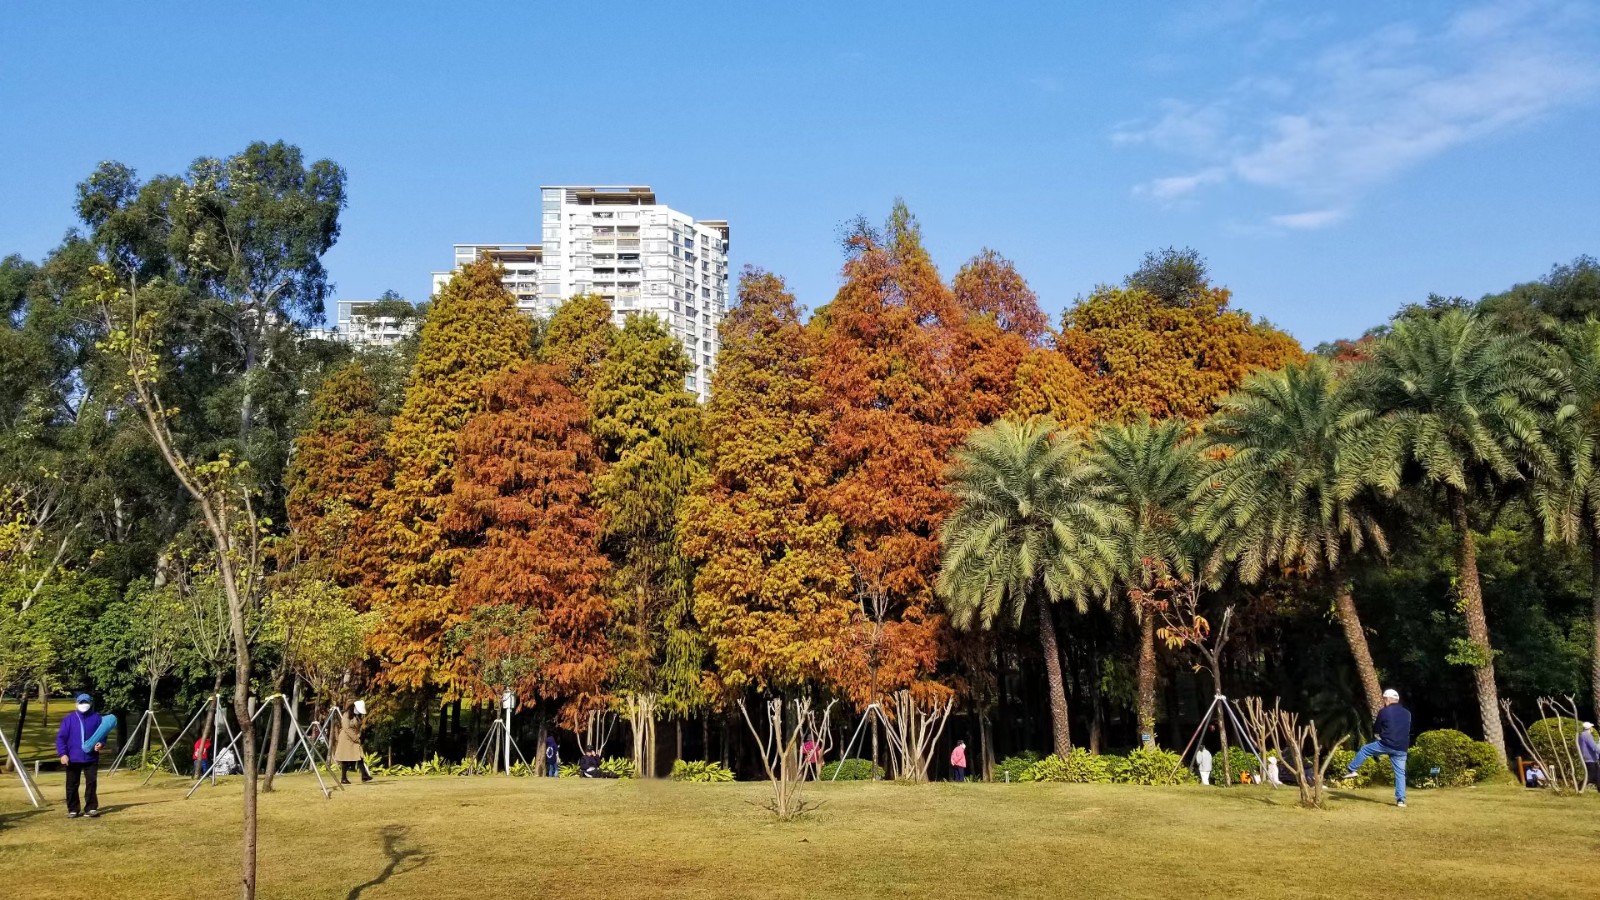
[
  {"left": 1341, "top": 688, "right": 1412, "bottom": 807},
  {"left": 332, "top": 700, "right": 372, "bottom": 784},
  {"left": 56, "top": 693, "right": 104, "bottom": 818},
  {"left": 1579, "top": 722, "right": 1599, "bottom": 792},
  {"left": 950, "top": 739, "right": 968, "bottom": 782},
  {"left": 1195, "top": 744, "right": 1213, "bottom": 785},
  {"left": 545, "top": 734, "right": 560, "bottom": 778}
]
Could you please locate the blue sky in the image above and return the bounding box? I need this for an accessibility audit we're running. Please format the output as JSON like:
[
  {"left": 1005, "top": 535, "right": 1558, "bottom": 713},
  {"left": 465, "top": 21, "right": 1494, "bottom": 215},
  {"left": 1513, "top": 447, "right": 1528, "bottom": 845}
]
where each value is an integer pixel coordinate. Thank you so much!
[{"left": 2, "top": 1, "right": 1597, "bottom": 346}]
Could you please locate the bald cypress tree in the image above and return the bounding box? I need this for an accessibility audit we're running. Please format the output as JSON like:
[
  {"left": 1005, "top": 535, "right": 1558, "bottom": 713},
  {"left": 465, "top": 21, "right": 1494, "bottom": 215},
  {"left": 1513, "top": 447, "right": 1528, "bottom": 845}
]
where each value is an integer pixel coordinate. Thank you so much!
[{"left": 365, "top": 259, "right": 532, "bottom": 699}]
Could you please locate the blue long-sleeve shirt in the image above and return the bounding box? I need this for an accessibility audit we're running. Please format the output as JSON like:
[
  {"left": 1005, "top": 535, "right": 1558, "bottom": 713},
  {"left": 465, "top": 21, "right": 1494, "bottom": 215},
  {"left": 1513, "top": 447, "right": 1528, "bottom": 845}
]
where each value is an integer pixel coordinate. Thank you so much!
[
  {"left": 55, "top": 711, "right": 105, "bottom": 764},
  {"left": 1373, "top": 704, "right": 1411, "bottom": 751},
  {"left": 1580, "top": 730, "right": 1599, "bottom": 764}
]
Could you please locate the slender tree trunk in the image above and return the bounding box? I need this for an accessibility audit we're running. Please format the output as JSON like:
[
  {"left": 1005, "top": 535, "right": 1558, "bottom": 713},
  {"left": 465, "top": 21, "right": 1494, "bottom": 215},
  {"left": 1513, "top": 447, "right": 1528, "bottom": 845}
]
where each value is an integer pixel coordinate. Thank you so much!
[
  {"left": 1330, "top": 563, "right": 1383, "bottom": 716},
  {"left": 12, "top": 684, "right": 29, "bottom": 751},
  {"left": 1035, "top": 598, "right": 1073, "bottom": 756},
  {"left": 1590, "top": 527, "right": 1600, "bottom": 727},
  {"left": 142, "top": 674, "right": 159, "bottom": 762},
  {"left": 676, "top": 719, "right": 684, "bottom": 763},
  {"left": 201, "top": 670, "right": 225, "bottom": 754},
  {"left": 1134, "top": 598, "right": 1158, "bottom": 748},
  {"left": 1451, "top": 491, "right": 1506, "bottom": 763},
  {"left": 262, "top": 669, "right": 287, "bottom": 792}
]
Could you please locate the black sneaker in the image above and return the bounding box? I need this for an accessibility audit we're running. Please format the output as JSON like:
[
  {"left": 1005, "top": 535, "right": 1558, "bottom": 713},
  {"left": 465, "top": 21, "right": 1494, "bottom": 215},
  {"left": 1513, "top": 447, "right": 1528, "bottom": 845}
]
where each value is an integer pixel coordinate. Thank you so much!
[
  {"left": 86, "top": 809, "right": 100, "bottom": 818},
  {"left": 66, "top": 811, "right": 80, "bottom": 819}
]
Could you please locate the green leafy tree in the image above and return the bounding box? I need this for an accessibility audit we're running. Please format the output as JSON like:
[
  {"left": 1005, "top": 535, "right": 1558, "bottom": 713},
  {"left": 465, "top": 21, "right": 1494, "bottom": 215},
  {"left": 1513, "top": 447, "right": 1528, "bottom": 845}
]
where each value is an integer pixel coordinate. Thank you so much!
[
  {"left": 590, "top": 313, "right": 705, "bottom": 770},
  {"left": 939, "top": 418, "right": 1121, "bottom": 755},
  {"left": 1089, "top": 416, "right": 1203, "bottom": 748},
  {"left": 1341, "top": 310, "right": 1555, "bottom": 761},
  {"left": 1196, "top": 358, "right": 1389, "bottom": 713},
  {"left": 1531, "top": 319, "right": 1600, "bottom": 723}
]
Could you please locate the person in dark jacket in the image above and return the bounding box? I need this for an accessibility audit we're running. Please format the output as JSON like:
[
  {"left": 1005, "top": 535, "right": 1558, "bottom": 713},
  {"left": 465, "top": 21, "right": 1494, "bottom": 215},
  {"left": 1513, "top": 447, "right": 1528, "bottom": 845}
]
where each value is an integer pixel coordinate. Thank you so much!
[
  {"left": 1341, "top": 688, "right": 1412, "bottom": 807},
  {"left": 545, "top": 734, "right": 559, "bottom": 778},
  {"left": 55, "top": 693, "right": 104, "bottom": 818}
]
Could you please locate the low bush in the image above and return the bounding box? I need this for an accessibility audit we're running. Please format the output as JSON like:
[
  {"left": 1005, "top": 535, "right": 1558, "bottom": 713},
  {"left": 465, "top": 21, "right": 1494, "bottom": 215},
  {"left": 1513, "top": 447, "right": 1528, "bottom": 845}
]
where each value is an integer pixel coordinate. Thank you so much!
[
  {"left": 1525, "top": 718, "right": 1584, "bottom": 769},
  {"left": 1021, "top": 748, "right": 1115, "bottom": 784},
  {"left": 821, "top": 758, "right": 882, "bottom": 781},
  {"left": 993, "top": 751, "right": 1041, "bottom": 783},
  {"left": 1408, "top": 729, "right": 1501, "bottom": 787},
  {"left": 1329, "top": 749, "right": 1390, "bottom": 787},
  {"left": 1114, "top": 747, "right": 1192, "bottom": 785},
  {"left": 671, "top": 759, "right": 735, "bottom": 783}
]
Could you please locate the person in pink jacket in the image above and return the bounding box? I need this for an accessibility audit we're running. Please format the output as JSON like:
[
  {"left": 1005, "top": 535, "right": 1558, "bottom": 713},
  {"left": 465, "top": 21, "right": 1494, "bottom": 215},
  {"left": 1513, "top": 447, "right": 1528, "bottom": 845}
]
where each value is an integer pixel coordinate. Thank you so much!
[{"left": 950, "top": 739, "right": 968, "bottom": 782}]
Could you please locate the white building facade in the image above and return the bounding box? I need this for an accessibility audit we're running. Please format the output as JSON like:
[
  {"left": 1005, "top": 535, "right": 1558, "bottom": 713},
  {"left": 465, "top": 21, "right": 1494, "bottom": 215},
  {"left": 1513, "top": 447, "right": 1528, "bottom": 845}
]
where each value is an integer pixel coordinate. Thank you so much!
[
  {"left": 434, "top": 185, "right": 730, "bottom": 400},
  {"left": 331, "top": 298, "right": 420, "bottom": 347}
]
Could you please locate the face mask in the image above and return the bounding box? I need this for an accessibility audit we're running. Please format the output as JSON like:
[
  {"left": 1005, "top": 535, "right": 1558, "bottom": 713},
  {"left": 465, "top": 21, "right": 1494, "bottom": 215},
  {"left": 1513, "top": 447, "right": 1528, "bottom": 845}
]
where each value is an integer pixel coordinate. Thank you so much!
[{"left": 77, "top": 703, "right": 91, "bottom": 713}]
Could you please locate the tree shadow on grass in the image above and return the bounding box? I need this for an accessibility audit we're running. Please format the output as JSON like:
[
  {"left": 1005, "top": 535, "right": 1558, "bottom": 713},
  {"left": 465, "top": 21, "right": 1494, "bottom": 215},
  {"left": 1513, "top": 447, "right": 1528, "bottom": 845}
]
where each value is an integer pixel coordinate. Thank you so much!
[
  {"left": 346, "top": 824, "right": 428, "bottom": 900},
  {"left": 0, "top": 807, "right": 49, "bottom": 829}
]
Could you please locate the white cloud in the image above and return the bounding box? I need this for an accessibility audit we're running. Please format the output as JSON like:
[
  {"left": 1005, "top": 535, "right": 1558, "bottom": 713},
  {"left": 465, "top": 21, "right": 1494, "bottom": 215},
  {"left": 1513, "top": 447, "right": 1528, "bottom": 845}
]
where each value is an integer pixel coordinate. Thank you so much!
[
  {"left": 1119, "top": 1, "right": 1600, "bottom": 227},
  {"left": 1268, "top": 208, "right": 1348, "bottom": 230}
]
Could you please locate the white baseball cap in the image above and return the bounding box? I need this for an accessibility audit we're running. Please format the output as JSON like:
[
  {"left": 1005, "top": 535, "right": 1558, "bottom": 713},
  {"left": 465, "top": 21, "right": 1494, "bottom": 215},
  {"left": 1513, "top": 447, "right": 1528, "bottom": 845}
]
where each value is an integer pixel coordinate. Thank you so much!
[
  {"left": 1584, "top": 722, "right": 1595, "bottom": 731},
  {"left": 1382, "top": 688, "right": 1400, "bottom": 700},
  {"left": 353, "top": 699, "right": 367, "bottom": 715}
]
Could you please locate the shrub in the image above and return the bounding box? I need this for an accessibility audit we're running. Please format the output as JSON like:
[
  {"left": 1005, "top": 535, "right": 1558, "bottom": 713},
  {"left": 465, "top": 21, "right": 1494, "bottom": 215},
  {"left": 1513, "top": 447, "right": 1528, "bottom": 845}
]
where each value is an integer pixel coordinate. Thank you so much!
[
  {"left": 1021, "top": 748, "right": 1115, "bottom": 784},
  {"left": 821, "top": 758, "right": 882, "bottom": 781},
  {"left": 1525, "top": 718, "right": 1584, "bottom": 769},
  {"left": 558, "top": 756, "right": 637, "bottom": 778},
  {"left": 1408, "top": 729, "right": 1501, "bottom": 787},
  {"left": 671, "top": 759, "right": 735, "bottom": 783},
  {"left": 1206, "top": 746, "right": 1261, "bottom": 782},
  {"left": 1114, "top": 747, "right": 1193, "bottom": 785},
  {"left": 994, "top": 751, "right": 1041, "bottom": 783},
  {"left": 1328, "top": 749, "right": 1389, "bottom": 787}
]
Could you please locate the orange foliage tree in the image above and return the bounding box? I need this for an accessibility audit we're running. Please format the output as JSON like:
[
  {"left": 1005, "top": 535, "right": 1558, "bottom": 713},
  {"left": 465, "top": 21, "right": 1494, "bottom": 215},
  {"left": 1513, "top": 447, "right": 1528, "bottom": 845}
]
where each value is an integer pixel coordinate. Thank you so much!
[
  {"left": 1058, "top": 283, "right": 1303, "bottom": 422},
  {"left": 951, "top": 250, "right": 1045, "bottom": 427},
  {"left": 446, "top": 363, "right": 612, "bottom": 725},
  {"left": 285, "top": 360, "right": 391, "bottom": 598},
  {"left": 680, "top": 268, "right": 852, "bottom": 697},
  {"left": 814, "top": 204, "right": 965, "bottom": 706},
  {"left": 365, "top": 259, "right": 533, "bottom": 698}
]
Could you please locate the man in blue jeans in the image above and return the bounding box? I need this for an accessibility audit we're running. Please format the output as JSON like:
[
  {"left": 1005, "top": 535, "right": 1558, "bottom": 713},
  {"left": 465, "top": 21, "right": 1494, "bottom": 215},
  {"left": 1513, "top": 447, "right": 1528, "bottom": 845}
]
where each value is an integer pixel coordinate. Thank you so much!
[{"left": 1341, "top": 688, "right": 1412, "bottom": 807}]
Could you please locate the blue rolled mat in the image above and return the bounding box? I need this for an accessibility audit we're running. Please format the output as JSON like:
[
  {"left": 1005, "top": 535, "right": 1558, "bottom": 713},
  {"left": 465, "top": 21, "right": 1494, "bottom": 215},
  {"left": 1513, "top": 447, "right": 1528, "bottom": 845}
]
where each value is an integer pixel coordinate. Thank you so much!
[{"left": 83, "top": 714, "right": 117, "bottom": 753}]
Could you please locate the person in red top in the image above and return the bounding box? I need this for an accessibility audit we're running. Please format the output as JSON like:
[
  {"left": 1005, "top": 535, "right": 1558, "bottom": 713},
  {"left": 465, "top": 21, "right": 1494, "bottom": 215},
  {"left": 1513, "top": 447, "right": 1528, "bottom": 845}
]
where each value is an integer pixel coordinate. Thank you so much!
[
  {"left": 193, "top": 736, "right": 212, "bottom": 778},
  {"left": 950, "top": 739, "right": 968, "bottom": 782}
]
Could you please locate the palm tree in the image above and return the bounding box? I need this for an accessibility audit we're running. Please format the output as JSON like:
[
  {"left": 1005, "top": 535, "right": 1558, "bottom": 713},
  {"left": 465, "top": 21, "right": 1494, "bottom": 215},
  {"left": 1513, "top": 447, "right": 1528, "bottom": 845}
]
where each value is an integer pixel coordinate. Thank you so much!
[
  {"left": 1088, "top": 415, "right": 1203, "bottom": 749},
  {"left": 938, "top": 418, "right": 1121, "bottom": 757},
  {"left": 1196, "top": 358, "right": 1389, "bottom": 714},
  {"left": 1531, "top": 320, "right": 1600, "bottom": 725},
  {"left": 1341, "top": 310, "right": 1555, "bottom": 762}
]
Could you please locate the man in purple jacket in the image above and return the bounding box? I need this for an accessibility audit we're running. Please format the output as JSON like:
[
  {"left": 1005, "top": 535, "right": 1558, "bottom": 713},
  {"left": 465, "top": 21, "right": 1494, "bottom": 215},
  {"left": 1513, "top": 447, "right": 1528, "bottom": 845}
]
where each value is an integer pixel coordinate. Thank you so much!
[{"left": 56, "top": 692, "right": 104, "bottom": 818}]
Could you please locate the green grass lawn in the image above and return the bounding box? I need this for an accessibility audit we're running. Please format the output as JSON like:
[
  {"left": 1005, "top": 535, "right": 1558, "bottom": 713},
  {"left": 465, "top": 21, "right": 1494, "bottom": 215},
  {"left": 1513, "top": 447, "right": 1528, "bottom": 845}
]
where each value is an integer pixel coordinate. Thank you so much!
[{"left": 2, "top": 772, "right": 1596, "bottom": 899}]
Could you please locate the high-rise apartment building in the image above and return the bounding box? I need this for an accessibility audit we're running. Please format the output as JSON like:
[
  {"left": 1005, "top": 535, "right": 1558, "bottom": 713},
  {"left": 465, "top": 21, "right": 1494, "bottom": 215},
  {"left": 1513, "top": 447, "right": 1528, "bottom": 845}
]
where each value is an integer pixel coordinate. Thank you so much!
[
  {"left": 433, "top": 185, "right": 730, "bottom": 399},
  {"left": 332, "top": 298, "right": 421, "bottom": 347}
]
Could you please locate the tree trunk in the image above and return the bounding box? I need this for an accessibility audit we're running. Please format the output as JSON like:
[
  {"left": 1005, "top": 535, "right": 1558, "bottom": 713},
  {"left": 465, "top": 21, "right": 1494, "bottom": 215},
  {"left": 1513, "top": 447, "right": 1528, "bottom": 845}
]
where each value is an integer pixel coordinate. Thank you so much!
[
  {"left": 201, "top": 670, "right": 225, "bottom": 755},
  {"left": 676, "top": 719, "right": 684, "bottom": 763},
  {"left": 1135, "top": 599, "right": 1158, "bottom": 748},
  {"left": 1330, "top": 564, "right": 1383, "bottom": 716},
  {"left": 262, "top": 680, "right": 285, "bottom": 792},
  {"left": 1452, "top": 490, "right": 1506, "bottom": 763},
  {"left": 235, "top": 675, "right": 257, "bottom": 900},
  {"left": 1035, "top": 598, "right": 1073, "bottom": 756},
  {"left": 11, "top": 684, "right": 28, "bottom": 751},
  {"left": 141, "top": 674, "right": 159, "bottom": 763}
]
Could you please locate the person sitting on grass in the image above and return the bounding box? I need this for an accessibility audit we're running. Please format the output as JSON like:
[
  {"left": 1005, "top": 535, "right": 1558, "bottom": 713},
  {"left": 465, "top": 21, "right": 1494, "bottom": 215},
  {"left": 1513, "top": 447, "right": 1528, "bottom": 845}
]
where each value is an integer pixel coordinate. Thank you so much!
[
  {"left": 55, "top": 692, "right": 104, "bottom": 819},
  {"left": 1340, "top": 688, "right": 1411, "bottom": 808},
  {"left": 1525, "top": 764, "right": 1548, "bottom": 789}
]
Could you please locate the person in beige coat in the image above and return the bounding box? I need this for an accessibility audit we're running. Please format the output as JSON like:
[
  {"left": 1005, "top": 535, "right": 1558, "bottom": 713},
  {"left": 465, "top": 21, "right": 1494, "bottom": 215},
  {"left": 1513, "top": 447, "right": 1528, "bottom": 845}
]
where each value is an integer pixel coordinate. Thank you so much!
[{"left": 332, "top": 700, "right": 372, "bottom": 784}]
